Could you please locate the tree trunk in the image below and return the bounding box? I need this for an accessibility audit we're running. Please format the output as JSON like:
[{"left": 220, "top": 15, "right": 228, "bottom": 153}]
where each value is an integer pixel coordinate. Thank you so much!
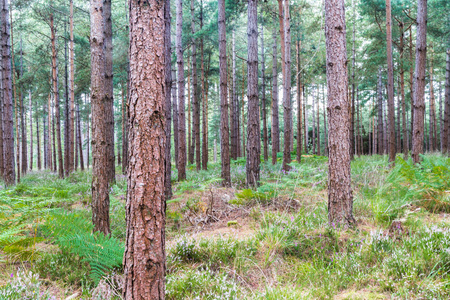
[
  {"left": 64, "top": 24, "right": 70, "bottom": 176},
  {"left": 281, "top": 0, "right": 292, "bottom": 172},
  {"left": 52, "top": 98, "right": 56, "bottom": 172},
  {"left": 121, "top": 84, "right": 127, "bottom": 174},
  {"left": 271, "top": 27, "right": 279, "bottom": 164},
  {"left": 399, "top": 21, "right": 408, "bottom": 158},
  {"left": 218, "top": 0, "right": 230, "bottom": 186},
  {"left": 77, "top": 100, "right": 84, "bottom": 170},
  {"left": 50, "top": 13, "right": 64, "bottom": 178},
  {"left": 261, "top": 24, "right": 268, "bottom": 162},
  {"left": 164, "top": 0, "right": 173, "bottom": 199},
  {"left": 20, "top": 40, "right": 27, "bottom": 174},
  {"left": 201, "top": 2, "right": 208, "bottom": 170},
  {"left": 377, "top": 67, "right": 383, "bottom": 155},
  {"left": 43, "top": 105, "right": 48, "bottom": 169},
  {"left": 104, "top": 0, "right": 115, "bottom": 183},
  {"left": 191, "top": 0, "right": 201, "bottom": 170},
  {"left": 409, "top": 25, "right": 414, "bottom": 151},
  {"left": 312, "top": 88, "right": 316, "bottom": 154},
  {"left": 172, "top": 68, "right": 179, "bottom": 170},
  {"left": 325, "top": 0, "right": 354, "bottom": 226},
  {"left": 68, "top": 0, "right": 75, "bottom": 175},
  {"left": 29, "top": 91, "right": 33, "bottom": 170},
  {"left": 231, "top": 30, "right": 238, "bottom": 160},
  {"left": 246, "top": 0, "right": 260, "bottom": 188},
  {"left": 296, "top": 39, "right": 302, "bottom": 162},
  {"left": 304, "top": 88, "right": 308, "bottom": 153},
  {"left": 443, "top": 48, "right": 450, "bottom": 153},
  {"left": 176, "top": 0, "right": 187, "bottom": 181},
  {"left": 90, "top": 0, "right": 110, "bottom": 235},
  {"left": 350, "top": 0, "right": 356, "bottom": 160},
  {"left": 187, "top": 57, "right": 193, "bottom": 165},
  {"left": 11, "top": 12, "right": 20, "bottom": 183},
  {"left": 429, "top": 62, "right": 437, "bottom": 151},
  {"left": 411, "top": 0, "right": 427, "bottom": 164},
  {"left": 123, "top": 0, "right": 166, "bottom": 297},
  {"left": 323, "top": 85, "right": 328, "bottom": 156},
  {"left": 386, "top": 0, "right": 396, "bottom": 163},
  {"left": 241, "top": 62, "right": 246, "bottom": 158},
  {"left": 0, "top": 69, "right": 3, "bottom": 178},
  {"left": 86, "top": 95, "right": 90, "bottom": 168},
  {"left": 37, "top": 110, "right": 41, "bottom": 170},
  {"left": 317, "top": 86, "right": 321, "bottom": 156}
]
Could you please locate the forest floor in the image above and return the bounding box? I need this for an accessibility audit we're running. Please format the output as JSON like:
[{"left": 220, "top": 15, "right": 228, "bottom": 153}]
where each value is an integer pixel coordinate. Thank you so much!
[{"left": 1, "top": 153, "right": 450, "bottom": 299}]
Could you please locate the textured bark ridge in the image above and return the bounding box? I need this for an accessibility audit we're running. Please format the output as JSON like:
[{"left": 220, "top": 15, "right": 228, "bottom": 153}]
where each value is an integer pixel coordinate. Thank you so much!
[
  {"left": 176, "top": 0, "right": 187, "bottom": 181},
  {"left": 164, "top": 0, "right": 173, "bottom": 200},
  {"left": 90, "top": 0, "right": 110, "bottom": 235},
  {"left": 246, "top": 0, "right": 260, "bottom": 188},
  {"left": 219, "top": 0, "right": 231, "bottom": 186},
  {"left": 412, "top": 0, "right": 427, "bottom": 164},
  {"left": 0, "top": 0, "right": 15, "bottom": 185},
  {"left": 271, "top": 27, "right": 279, "bottom": 165},
  {"left": 123, "top": 0, "right": 166, "bottom": 298},
  {"left": 324, "top": 0, "right": 355, "bottom": 226}
]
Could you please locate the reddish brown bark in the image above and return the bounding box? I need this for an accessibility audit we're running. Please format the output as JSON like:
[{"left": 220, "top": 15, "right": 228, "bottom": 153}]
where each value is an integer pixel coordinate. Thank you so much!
[
  {"left": 176, "top": 0, "right": 186, "bottom": 181},
  {"left": 164, "top": 0, "right": 173, "bottom": 199},
  {"left": 261, "top": 24, "right": 268, "bottom": 162},
  {"left": 0, "top": 0, "right": 13, "bottom": 184},
  {"left": 271, "top": 28, "right": 279, "bottom": 165},
  {"left": 90, "top": 0, "right": 110, "bottom": 235},
  {"left": 282, "top": 0, "right": 292, "bottom": 172},
  {"left": 325, "top": 0, "right": 354, "bottom": 226},
  {"left": 296, "top": 39, "right": 302, "bottom": 163},
  {"left": 219, "top": 0, "right": 231, "bottom": 186},
  {"left": 123, "top": 0, "right": 166, "bottom": 298},
  {"left": 411, "top": 0, "right": 427, "bottom": 164}
]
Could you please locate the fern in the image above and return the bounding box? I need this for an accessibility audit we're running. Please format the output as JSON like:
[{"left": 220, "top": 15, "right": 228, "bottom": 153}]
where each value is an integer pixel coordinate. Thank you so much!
[{"left": 40, "top": 212, "right": 124, "bottom": 284}]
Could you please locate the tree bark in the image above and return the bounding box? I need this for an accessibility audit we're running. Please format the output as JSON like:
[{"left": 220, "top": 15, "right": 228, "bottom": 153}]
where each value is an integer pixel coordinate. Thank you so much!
[
  {"left": 231, "top": 30, "right": 238, "bottom": 160},
  {"left": 241, "top": 62, "right": 246, "bottom": 158},
  {"left": 201, "top": 2, "right": 208, "bottom": 170},
  {"left": 172, "top": 68, "right": 179, "bottom": 170},
  {"left": 50, "top": 12, "right": 64, "bottom": 178},
  {"left": 377, "top": 67, "right": 383, "bottom": 155},
  {"left": 386, "top": 0, "right": 396, "bottom": 163},
  {"left": 398, "top": 21, "right": 408, "bottom": 158},
  {"left": 36, "top": 109, "right": 41, "bottom": 170},
  {"left": 246, "top": 0, "right": 260, "bottom": 188},
  {"left": 164, "top": 0, "right": 172, "bottom": 199},
  {"left": 219, "top": 0, "right": 230, "bottom": 186},
  {"left": 282, "top": 0, "right": 292, "bottom": 172},
  {"left": 296, "top": 39, "right": 302, "bottom": 162},
  {"left": 443, "top": 48, "right": 450, "bottom": 153},
  {"left": 77, "top": 100, "right": 84, "bottom": 170},
  {"left": 176, "top": 0, "right": 186, "bottom": 181},
  {"left": 261, "top": 24, "right": 268, "bottom": 162},
  {"left": 187, "top": 56, "right": 193, "bottom": 165},
  {"left": 191, "top": 0, "right": 201, "bottom": 170},
  {"left": 317, "top": 86, "right": 321, "bottom": 156},
  {"left": 20, "top": 40, "right": 27, "bottom": 174},
  {"left": 29, "top": 91, "right": 33, "bottom": 170},
  {"left": 90, "top": 0, "right": 110, "bottom": 235},
  {"left": 104, "top": 0, "right": 115, "bottom": 183},
  {"left": 429, "top": 61, "right": 437, "bottom": 151},
  {"left": 11, "top": 11, "right": 19, "bottom": 183},
  {"left": 271, "top": 27, "right": 279, "bottom": 164},
  {"left": 123, "top": 0, "right": 166, "bottom": 298},
  {"left": 411, "top": 0, "right": 427, "bottom": 164},
  {"left": 68, "top": 0, "right": 75, "bottom": 175},
  {"left": 350, "top": 0, "right": 356, "bottom": 160},
  {"left": 325, "top": 0, "right": 354, "bottom": 226}
]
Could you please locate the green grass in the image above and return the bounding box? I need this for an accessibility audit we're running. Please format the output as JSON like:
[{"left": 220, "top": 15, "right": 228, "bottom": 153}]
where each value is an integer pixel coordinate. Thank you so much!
[{"left": 1, "top": 154, "right": 450, "bottom": 299}]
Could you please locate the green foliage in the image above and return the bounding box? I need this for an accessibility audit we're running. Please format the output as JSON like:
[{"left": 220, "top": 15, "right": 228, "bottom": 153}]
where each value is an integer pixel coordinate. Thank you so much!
[{"left": 40, "top": 212, "right": 124, "bottom": 284}]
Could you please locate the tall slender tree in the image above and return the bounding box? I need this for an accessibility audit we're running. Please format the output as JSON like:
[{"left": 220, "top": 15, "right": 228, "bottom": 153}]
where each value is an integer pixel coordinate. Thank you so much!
[
  {"left": 219, "top": 0, "right": 230, "bottom": 186},
  {"left": 271, "top": 27, "right": 279, "bottom": 165},
  {"left": 164, "top": 0, "right": 173, "bottom": 199},
  {"left": 325, "top": 0, "right": 354, "bottom": 226},
  {"left": 191, "top": 0, "right": 201, "bottom": 170},
  {"left": 90, "top": 0, "right": 110, "bottom": 235},
  {"left": 176, "top": 0, "right": 186, "bottom": 181},
  {"left": 246, "top": 0, "right": 260, "bottom": 188},
  {"left": 123, "top": 0, "right": 166, "bottom": 297},
  {"left": 261, "top": 24, "right": 268, "bottom": 162},
  {"left": 282, "top": 0, "right": 292, "bottom": 172},
  {"left": 411, "top": 0, "right": 428, "bottom": 164}
]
